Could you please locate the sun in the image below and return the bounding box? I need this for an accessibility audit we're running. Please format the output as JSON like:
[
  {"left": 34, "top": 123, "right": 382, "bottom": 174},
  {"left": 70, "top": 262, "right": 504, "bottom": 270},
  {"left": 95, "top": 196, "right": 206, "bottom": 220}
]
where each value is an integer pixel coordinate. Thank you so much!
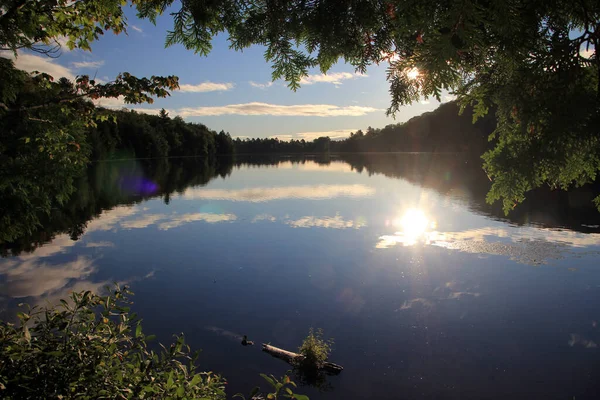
[{"left": 406, "top": 68, "right": 420, "bottom": 80}]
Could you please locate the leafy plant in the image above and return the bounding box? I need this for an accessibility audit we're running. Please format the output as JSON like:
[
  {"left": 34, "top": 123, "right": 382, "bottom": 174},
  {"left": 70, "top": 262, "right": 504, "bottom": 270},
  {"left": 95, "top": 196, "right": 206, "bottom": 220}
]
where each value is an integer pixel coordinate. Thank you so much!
[
  {"left": 0, "top": 285, "right": 226, "bottom": 399},
  {"left": 234, "top": 373, "right": 308, "bottom": 400},
  {"left": 297, "top": 328, "right": 333, "bottom": 369}
]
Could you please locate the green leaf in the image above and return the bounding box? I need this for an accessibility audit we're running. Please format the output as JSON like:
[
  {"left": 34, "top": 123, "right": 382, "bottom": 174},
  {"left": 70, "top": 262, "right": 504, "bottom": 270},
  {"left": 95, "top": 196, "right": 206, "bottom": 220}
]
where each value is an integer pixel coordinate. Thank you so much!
[
  {"left": 167, "top": 371, "right": 174, "bottom": 389},
  {"left": 260, "top": 373, "right": 275, "bottom": 388},
  {"left": 189, "top": 374, "right": 202, "bottom": 387},
  {"left": 293, "top": 395, "right": 309, "bottom": 400}
]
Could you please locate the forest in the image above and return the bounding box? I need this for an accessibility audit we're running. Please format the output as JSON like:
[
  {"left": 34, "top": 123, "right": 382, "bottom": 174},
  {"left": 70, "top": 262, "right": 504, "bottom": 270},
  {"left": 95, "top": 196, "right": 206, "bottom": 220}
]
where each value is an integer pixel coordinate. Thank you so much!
[{"left": 90, "top": 108, "right": 235, "bottom": 160}]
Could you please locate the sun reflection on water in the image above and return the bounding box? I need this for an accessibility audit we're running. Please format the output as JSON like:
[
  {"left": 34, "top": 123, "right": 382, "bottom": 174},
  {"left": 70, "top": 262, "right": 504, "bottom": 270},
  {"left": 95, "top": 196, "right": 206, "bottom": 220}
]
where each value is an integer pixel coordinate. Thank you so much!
[{"left": 389, "top": 208, "right": 436, "bottom": 246}]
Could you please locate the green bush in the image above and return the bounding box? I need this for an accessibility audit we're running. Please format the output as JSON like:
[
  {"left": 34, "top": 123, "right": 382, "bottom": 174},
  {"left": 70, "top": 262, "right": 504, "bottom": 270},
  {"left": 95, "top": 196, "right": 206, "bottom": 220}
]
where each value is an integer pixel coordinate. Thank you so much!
[
  {"left": 0, "top": 285, "right": 226, "bottom": 399},
  {"left": 297, "top": 328, "right": 333, "bottom": 369}
]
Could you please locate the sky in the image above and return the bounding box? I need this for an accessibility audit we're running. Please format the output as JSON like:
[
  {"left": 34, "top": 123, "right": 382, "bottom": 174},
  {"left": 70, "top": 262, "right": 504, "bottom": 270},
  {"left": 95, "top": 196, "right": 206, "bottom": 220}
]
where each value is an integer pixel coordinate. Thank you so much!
[{"left": 3, "top": 6, "right": 453, "bottom": 141}]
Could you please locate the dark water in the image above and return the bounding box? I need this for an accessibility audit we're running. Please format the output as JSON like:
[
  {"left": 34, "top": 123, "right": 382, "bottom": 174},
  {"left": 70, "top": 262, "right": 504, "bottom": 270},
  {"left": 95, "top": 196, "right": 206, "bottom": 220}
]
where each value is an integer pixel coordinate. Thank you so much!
[{"left": 2, "top": 154, "right": 600, "bottom": 399}]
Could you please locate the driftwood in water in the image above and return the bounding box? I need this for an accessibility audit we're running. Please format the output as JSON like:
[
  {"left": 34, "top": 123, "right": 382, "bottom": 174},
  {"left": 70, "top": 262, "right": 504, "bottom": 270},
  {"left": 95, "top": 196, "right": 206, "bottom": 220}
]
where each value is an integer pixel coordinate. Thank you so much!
[{"left": 262, "top": 344, "right": 344, "bottom": 374}]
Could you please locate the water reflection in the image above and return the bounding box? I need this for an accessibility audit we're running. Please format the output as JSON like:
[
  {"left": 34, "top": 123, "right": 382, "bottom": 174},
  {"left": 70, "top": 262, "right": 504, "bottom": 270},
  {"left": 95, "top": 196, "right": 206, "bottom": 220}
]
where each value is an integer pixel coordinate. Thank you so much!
[
  {"left": 2, "top": 155, "right": 600, "bottom": 400},
  {"left": 385, "top": 208, "right": 436, "bottom": 246},
  {"left": 377, "top": 224, "right": 600, "bottom": 265},
  {"left": 180, "top": 184, "right": 375, "bottom": 202}
]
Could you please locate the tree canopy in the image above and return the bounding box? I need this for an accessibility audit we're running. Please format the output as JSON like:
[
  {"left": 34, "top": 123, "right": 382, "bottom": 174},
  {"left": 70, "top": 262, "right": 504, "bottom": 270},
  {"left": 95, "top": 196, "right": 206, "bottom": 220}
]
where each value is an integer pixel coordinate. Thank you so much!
[{"left": 1, "top": 0, "right": 599, "bottom": 211}]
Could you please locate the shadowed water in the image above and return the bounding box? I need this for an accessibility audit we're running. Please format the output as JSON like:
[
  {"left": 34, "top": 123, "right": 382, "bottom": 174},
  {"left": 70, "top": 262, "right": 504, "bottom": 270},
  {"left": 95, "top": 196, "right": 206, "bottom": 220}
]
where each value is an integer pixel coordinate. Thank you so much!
[{"left": 1, "top": 154, "right": 600, "bottom": 399}]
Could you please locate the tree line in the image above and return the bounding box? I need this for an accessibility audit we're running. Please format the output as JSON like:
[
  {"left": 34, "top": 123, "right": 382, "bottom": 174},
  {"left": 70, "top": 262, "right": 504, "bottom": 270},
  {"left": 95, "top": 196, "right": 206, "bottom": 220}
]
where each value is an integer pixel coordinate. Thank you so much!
[
  {"left": 235, "top": 102, "right": 496, "bottom": 155},
  {"left": 90, "top": 108, "right": 235, "bottom": 160}
]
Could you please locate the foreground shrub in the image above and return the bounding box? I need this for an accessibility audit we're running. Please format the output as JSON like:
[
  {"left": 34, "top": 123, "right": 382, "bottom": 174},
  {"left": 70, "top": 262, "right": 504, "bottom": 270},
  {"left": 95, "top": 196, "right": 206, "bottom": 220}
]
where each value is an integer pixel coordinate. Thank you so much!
[{"left": 0, "top": 286, "right": 226, "bottom": 399}]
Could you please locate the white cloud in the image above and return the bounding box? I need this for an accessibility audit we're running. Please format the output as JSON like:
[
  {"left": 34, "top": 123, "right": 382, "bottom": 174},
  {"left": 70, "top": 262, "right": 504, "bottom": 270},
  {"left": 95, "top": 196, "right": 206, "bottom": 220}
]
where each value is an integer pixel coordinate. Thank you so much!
[
  {"left": 0, "top": 256, "right": 95, "bottom": 298},
  {"left": 85, "top": 241, "right": 115, "bottom": 248},
  {"left": 55, "top": 36, "right": 71, "bottom": 51},
  {"left": 249, "top": 81, "right": 274, "bottom": 89},
  {"left": 286, "top": 215, "right": 366, "bottom": 229},
  {"left": 0, "top": 51, "right": 76, "bottom": 80},
  {"left": 249, "top": 71, "right": 366, "bottom": 88},
  {"left": 252, "top": 214, "right": 277, "bottom": 223},
  {"left": 270, "top": 129, "right": 358, "bottom": 141},
  {"left": 130, "top": 25, "right": 143, "bottom": 33},
  {"left": 442, "top": 94, "right": 457, "bottom": 103},
  {"left": 72, "top": 60, "right": 104, "bottom": 69},
  {"left": 376, "top": 225, "right": 600, "bottom": 265},
  {"left": 179, "top": 82, "right": 235, "bottom": 93},
  {"left": 158, "top": 213, "right": 237, "bottom": 230},
  {"left": 420, "top": 100, "right": 431, "bottom": 105},
  {"left": 94, "top": 96, "right": 127, "bottom": 108},
  {"left": 300, "top": 72, "right": 367, "bottom": 86},
  {"left": 177, "top": 102, "right": 380, "bottom": 117},
  {"left": 180, "top": 184, "right": 375, "bottom": 202},
  {"left": 121, "top": 214, "right": 167, "bottom": 229},
  {"left": 85, "top": 206, "right": 140, "bottom": 233}
]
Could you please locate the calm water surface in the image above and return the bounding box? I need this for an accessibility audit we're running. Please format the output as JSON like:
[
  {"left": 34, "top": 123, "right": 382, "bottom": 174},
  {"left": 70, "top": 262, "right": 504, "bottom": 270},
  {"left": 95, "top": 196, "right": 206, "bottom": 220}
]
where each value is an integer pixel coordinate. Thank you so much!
[{"left": 2, "top": 154, "right": 600, "bottom": 399}]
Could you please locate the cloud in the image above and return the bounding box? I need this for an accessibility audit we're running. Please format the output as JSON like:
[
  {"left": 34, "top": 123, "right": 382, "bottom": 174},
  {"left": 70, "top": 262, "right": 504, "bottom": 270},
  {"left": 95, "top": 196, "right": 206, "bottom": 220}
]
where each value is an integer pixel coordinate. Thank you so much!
[
  {"left": 271, "top": 129, "right": 358, "bottom": 141},
  {"left": 252, "top": 214, "right": 277, "bottom": 223},
  {"left": 121, "top": 214, "right": 167, "bottom": 229},
  {"left": 85, "top": 241, "right": 115, "bottom": 248},
  {"left": 0, "top": 256, "right": 95, "bottom": 298},
  {"left": 249, "top": 81, "right": 274, "bottom": 89},
  {"left": 72, "top": 60, "right": 104, "bottom": 69},
  {"left": 249, "top": 71, "right": 366, "bottom": 88},
  {"left": 130, "top": 25, "right": 143, "bottom": 33},
  {"left": 376, "top": 225, "right": 600, "bottom": 265},
  {"left": 177, "top": 103, "right": 380, "bottom": 117},
  {"left": 286, "top": 215, "right": 366, "bottom": 229},
  {"left": 86, "top": 209, "right": 236, "bottom": 231},
  {"left": 158, "top": 213, "right": 237, "bottom": 230},
  {"left": 300, "top": 72, "right": 367, "bottom": 86},
  {"left": 94, "top": 96, "right": 127, "bottom": 108},
  {"left": 0, "top": 51, "right": 76, "bottom": 80},
  {"left": 180, "top": 184, "right": 375, "bottom": 202},
  {"left": 179, "top": 82, "right": 235, "bottom": 93},
  {"left": 85, "top": 206, "right": 140, "bottom": 233},
  {"left": 443, "top": 94, "right": 457, "bottom": 103}
]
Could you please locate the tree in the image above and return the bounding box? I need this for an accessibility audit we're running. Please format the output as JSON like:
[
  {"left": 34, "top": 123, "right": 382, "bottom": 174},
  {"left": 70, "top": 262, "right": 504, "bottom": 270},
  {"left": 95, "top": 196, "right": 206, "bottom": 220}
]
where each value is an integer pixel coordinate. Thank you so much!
[
  {"left": 2, "top": 0, "right": 599, "bottom": 211},
  {"left": 141, "top": 0, "right": 600, "bottom": 212}
]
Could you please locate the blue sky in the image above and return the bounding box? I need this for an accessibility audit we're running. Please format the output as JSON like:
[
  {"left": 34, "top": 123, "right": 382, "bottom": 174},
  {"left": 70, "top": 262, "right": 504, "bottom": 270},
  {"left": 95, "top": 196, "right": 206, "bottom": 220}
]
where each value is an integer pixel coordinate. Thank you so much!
[{"left": 5, "top": 7, "right": 451, "bottom": 140}]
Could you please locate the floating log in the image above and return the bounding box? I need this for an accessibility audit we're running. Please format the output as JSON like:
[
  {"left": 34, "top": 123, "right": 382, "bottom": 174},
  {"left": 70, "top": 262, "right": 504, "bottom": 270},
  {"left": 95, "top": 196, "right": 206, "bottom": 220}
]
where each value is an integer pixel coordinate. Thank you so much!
[{"left": 261, "top": 344, "right": 344, "bottom": 374}]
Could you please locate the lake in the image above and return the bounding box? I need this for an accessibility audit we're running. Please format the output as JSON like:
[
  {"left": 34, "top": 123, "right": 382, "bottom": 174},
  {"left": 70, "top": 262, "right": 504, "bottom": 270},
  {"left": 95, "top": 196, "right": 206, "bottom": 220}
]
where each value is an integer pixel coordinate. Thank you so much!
[{"left": 2, "top": 154, "right": 600, "bottom": 399}]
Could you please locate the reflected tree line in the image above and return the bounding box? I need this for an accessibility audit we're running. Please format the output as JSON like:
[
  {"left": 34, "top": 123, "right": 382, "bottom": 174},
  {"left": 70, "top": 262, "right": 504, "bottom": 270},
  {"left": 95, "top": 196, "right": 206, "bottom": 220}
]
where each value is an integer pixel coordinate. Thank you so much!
[
  {"left": 3, "top": 153, "right": 599, "bottom": 257},
  {"left": 0, "top": 157, "right": 234, "bottom": 256}
]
